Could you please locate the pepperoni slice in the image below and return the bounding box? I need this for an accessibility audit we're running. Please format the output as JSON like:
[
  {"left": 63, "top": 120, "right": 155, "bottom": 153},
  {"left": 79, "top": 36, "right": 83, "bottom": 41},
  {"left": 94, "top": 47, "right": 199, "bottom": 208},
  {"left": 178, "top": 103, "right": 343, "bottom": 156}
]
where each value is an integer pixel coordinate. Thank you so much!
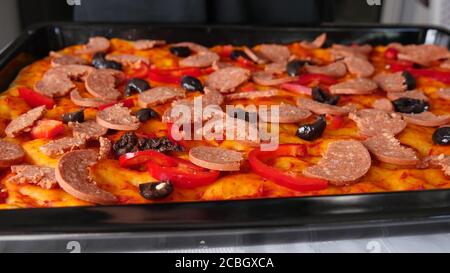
[
  {"left": 330, "top": 44, "right": 372, "bottom": 60},
  {"left": 35, "top": 65, "right": 95, "bottom": 97},
  {"left": 372, "top": 98, "right": 394, "bottom": 112},
  {"left": 386, "top": 89, "right": 429, "bottom": 101},
  {"left": 0, "top": 140, "right": 25, "bottom": 168},
  {"left": 363, "top": 133, "right": 419, "bottom": 166},
  {"left": 305, "top": 61, "right": 347, "bottom": 78},
  {"left": 40, "top": 136, "right": 86, "bottom": 157},
  {"left": 373, "top": 72, "right": 407, "bottom": 93},
  {"left": 329, "top": 78, "right": 377, "bottom": 95},
  {"left": 179, "top": 51, "right": 220, "bottom": 68},
  {"left": 205, "top": 67, "right": 251, "bottom": 93},
  {"left": 77, "top": 36, "right": 111, "bottom": 54},
  {"left": 105, "top": 54, "right": 149, "bottom": 65},
  {"left": 300, "top": 33, "right": 327, "bottom": 49},
  {"left": 69, "top": 120, "right": 108, "bottom": 140},
  {"left": 96, "top": 103, "right": 140, "bottom": 131},
  {"left": 436, "top": 88, "right": 450, "bottom": 100},
  {"left": 189, "top": 146, "right": 244, "bottom": 171},
  {"left": 296, "top": 98, "right": 355, "bottom": 116},
  {"left": 259, "top": 104, "right": 311, "bottom": 123},
  {"left": 172, "top": 42, "right": 209, "bottom": 53},
  {"left": 225, "top": 90, "right": 281, "bottom": 101},
  {"left": 343, "top": 56, "right": 374, "bottom": 78},
  {"left": 70, "top": 90, "right": 116, "bottom": 108},
  {"left": 8, "top": 165, "right": 57, "bottom": 189},
  {"left": 421, "top": 154, "right": 450, "bottom": 176},
  {"left": 85, "top": 69, "right": 125, "bottom": 100},
  {"left": 402, "top": 111, "right": 450, "bottom": 127},
  {"left": 396, "top": 44, "right": 450, "bottom": 66},
  {"left": 265, "top": 62, "right": 287, "bottom": 74},
  {"left": 55, "top": 149, "right": 117, "bottom": 204},
  {"left": 243, "top": 46, "right": 268, "bottom": 64},
  {"left": 303, "top": 140, "right": 371, "bottom": 185},
  {"left": 259, "top": 44, "right": 290, "bottom": 63},
  {"left": 133, "top": 39, "right": 166, "bottom": 50},
  {"left": 137, "top": 86, "right": 185, "bottom": 107},
  {"left": 5, "top": 105, "right": 46, "bottom": 138},
  {"left": 51, "top": 55, "right": 87, "bottom": 67},
  {"left": 252, "top": 71, "right": 295, "bottom": 86},
  {"left": 349, "top": 109, "right": 407, "bottom": 137}
]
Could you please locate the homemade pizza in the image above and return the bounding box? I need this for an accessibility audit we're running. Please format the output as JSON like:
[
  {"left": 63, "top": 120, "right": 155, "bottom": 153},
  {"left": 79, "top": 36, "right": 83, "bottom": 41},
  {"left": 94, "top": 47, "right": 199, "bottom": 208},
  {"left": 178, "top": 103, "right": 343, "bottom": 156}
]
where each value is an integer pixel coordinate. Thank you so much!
[{"left": 0, "top": 33, "right": 449, "bottom": 209}]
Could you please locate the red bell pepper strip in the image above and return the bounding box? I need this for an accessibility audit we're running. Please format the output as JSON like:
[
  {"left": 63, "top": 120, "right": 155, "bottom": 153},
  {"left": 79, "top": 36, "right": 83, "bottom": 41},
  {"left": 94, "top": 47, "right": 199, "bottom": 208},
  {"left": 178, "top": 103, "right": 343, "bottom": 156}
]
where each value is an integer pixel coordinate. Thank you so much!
[
  {"left": 327, "top": 114, "right": 345, "bottom": 130},
  {"left": 18, "top": 87, "right": 55, "bottom": 109},
  {"left": 408, "top": 69, "right": 450, "bottom": 84},
  {"left": 384, "top": 47, "right": 398, "bottom": 60},
  {"left": 148, "top": 67, "right": 204, "bottom": 84},
  {"left": 128, "top": 62, "right": 151, "bottom": 79},
  {"left": 388, "top": 60, "right": 414, "bottom": 72},
  {"left": 30, "top": 119, "right": 65, "bottom": 139},
  {"left": 280, "top": 83, "right": 312, "bottom": 95},
  {"left": 219, "top": 45, "right": 233, "bottom": 58},
  {"left": 98, "top": 98, "right": 134, "bottom": 110},
  {"left": 248, "top": 144, "right": 328, "bottom": 192},
  {"left": 297, "top": 73, "right": 337, "bottom": 86}
]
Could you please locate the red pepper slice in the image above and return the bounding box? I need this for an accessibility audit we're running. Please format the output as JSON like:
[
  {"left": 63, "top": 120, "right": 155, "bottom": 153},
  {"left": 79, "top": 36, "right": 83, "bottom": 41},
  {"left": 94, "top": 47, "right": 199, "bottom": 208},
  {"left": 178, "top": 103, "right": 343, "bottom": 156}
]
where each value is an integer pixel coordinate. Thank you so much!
[
  {"left": 248, "top": 144, "right": 328, "bottom": 192},
  {"left": 18, "top": 87, "right": 55, "bottom": 109},
  {"left": 297, "top": 73, "right": 337, "bottom": 86},
  {"left": 389, "top": 64, "right": 450, "bottom": 84},
  {"left": 280, "top": 83, "right": 312, "bottom": 95},
  {"left": 388, "top": 60, "right": 414, "bottom": 72},
  {"left": 384, "top": 47, "right": 398, "bottom": 60},
  {"left": 327, "top": 114, "right": 345, "bottom": 130},
  {"left": 128, "top": 62, "right": 151, "bottom": 79},
  {"left": 30, "top": 119, "right": 65, "bottom": 139},
  {"left": 219, "top": 45, "right": 233, "bottom": 58},
  {"left": 98, "top": 98, "right": 134, "bottom": 110}
]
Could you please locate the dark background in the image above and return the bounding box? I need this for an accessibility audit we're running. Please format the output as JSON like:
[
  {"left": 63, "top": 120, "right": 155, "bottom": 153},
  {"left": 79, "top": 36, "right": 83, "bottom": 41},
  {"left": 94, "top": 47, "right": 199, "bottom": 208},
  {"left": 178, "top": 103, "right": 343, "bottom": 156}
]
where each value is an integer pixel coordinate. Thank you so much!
[{"left": 17, "top": 0, "right": 382, "bottom": 29}]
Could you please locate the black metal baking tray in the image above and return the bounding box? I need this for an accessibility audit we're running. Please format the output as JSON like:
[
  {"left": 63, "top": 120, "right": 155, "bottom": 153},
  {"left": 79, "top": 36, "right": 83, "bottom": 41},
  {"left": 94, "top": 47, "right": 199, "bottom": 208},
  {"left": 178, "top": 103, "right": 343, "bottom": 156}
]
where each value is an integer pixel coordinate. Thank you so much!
[{"left": 0, "top": 23, "right": 450, "bottom": 250}]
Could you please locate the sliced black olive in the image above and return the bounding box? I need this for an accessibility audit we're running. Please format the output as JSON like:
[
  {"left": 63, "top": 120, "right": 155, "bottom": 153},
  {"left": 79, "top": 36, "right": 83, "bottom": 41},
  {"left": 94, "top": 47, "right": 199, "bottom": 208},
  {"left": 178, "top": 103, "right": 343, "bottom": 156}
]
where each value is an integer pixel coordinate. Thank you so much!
[
  {"left": 139, "top": 181, "right": 173, "bottom": 200},
  {"left": 286, "top": 60, "right": 310, "bottom": 76},
  {"left": 392, "top": 98, "right": 429, "bottom": 114},
  {"left": 311, "top": 87, "right": 340, "bottom": 105},
  {"left": 180, "top": 75, "right": 204, "bottom": 92},
  {"left": 230, "top": 50, "right": 250, "bottom": 61},
  {"left": 432, "top": 126, "right": 450, "bottom": 146},
  {"left": 113, "top": 132, "right": 139, "bottom": 157},
  {"left": 61, "top": 109, "right": 84, "bottom": 124},
  {"left": 137, "top": 136, "right": 184, "bottom": 153},
  {"left": 92, "top": 53, "right": 122, "bottom": 70},
  {"left": 170, "top": 46, "right": 191, "bottom": 57},
  {"left": 402, "top": 71, "right": 416, "bottom": 90},
  {"left": 296, "top": 115, "right": 327, "bottom": 141},
  {"left": 125, "top": 78, "right": 151, "bottom": 96},
  {"left": 135, "top": 108, "right": 158, "bottom": 122}
]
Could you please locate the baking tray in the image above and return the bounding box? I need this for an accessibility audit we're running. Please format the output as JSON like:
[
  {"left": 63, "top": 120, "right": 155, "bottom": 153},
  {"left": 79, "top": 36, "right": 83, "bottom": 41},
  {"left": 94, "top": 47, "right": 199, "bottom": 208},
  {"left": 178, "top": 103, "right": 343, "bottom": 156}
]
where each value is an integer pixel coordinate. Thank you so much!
[{"left": 1, "top": 23, "right": 450, "bottom": 251}]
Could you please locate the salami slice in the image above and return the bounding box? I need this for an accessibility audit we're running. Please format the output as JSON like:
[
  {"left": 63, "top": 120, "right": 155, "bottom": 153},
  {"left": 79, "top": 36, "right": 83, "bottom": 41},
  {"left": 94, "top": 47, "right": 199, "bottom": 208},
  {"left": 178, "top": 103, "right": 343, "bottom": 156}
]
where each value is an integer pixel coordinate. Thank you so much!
[
  {"left": 396, "top": 44, "right": 450, "bottom": 66},
  {"left": 422, "top": 154, "right": 450, "bottom": 176},
  {"left": 137, "top": 86, "right": 185, "bottom": 107},
  {"left": 372, "top": 98, "right": 394, "bottom": 112},
  {"left": 402, "top": 111, "right": 450, "bottom": 127},
  {"left": 259, "top": 44, "right": 291, "bottom": 63},
  {"left": 69, "top": 120, "right": 108, "bottom": 140},
  {"left": 363, "top": 133, "right": 419, "bottom": 166},
  {"left": 252, "top": 71, "right": 295, "bottom": 86},
  {"left": 77, "top": 36, "right": 111, "bottom": 54},
  {"left": 40, "top": 136, "right": 86, "bottom": 157},
  {"left": 205, "top": 67, "right": 251, "bottom": 93},
  {"left": 8, "top": 165, "right": 57, "bottom": 189},
  {"left": 105, "top": 54, "right": 149, "bottom": 65},
  {"left": 179, "top": 51, "right": 220, "bottom": 68},
  {"left": 349, "top": 109, "right": 407, "bottom": 137},
  {"left": 133, "top": 39, "right": 166, "bottom": 50},
  {"left": 70, "top": 90, "right": 116, "bottom": 108},
  {"left": 300, "top": 33, "right": 327, "bottom": 49},
  {"left": 0, "top": 140, "right": 25, "bottom": 168},
  {"left": 303, "top": 140, "right": 371, "bottom": 185},
  {"left": 189, "top": 146, "right": 244, "bottom": 171},
  {"left": 437, "top": 88, "right": 450, "bottom": 100},
  {"left": 85, "top": 69, "right": 125, "bottom": 100},
  {"left": 265, "top": 62, "right": 287, "bottom": 74},
  {"left": 343, "top": 56, "right": 374, "bottom": 78},
  {"left": 373, "top": 72, "right": 407, "bottom": 93},
  {"left": 96, "top": 103, "right": 141, "bottom": 131},
  {"left": 386, "top": 90, "right": 428, "bottom": 101},
  {"left": 243, "top": 46, "right": 268, "bottom": 64},
  {"left": 51, "top": 55, "right": 87, "bottom": 67},
  {"left": 172, "top": 42, "right": 209, "bottom": 52},
  {"left": 225, "top": 90, "right": 281, "bottom": 101},
  {"left": 35, "top": 65, "right": 95, "bottom": 97},
  {"left": 55, "top": 149, "right": 117, "bottom": 204},
  {"left": 330, "top": 44, "right": 372, "bottom": 60},
  {"left": 305, "top": 61, "right": 347, "bottom": 78},
  {"left": 5, "top": 105, "right": 46, "bottom": 137},
  {"left": 441, "top": 59, "right": 450, "bottom": 70},
  {"left": 259, "top": 103, "right": 311, "bottom": 123},
  {"left": 329, "top": 78, "right": 377, "bottom": 95},
  {"left": 296, "top": 98, "right": 354, "bottom": 116}
]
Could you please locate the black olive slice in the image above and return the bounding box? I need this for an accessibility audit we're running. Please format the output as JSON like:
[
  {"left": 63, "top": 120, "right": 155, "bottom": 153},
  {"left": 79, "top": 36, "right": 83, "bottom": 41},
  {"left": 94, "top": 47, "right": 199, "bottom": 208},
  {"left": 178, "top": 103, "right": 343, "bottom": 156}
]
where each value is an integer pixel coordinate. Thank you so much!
[
  {"left": 286, "top": 60, "right": 310, "bottom": 76},
  {"left": 135, "top": 108, "right": 158, "bottom": 122},
  {"left": 61, "top": 109, "right": 85, "bottom": 124},
  {"left": 392, "top": 98, "right": 429, "bottom": 114},
  {"left": 180, "top": 75, "right": 203, "bottom": 92},
  {"left": 125, "top": 78, "right": 151, "bottom": 96},
  {"left": 432, "top": 126, "right": 450, "bottom": 146},
  {"left": 92, "top": 53, "right": 122, "bottom": 70},
  {"left": 139, "top": 181, "right": 173, "bottom": 200},
  {"left": 170, "top": 46, "right": 191, "bottom": 57},
  {"left": 296, "top": 115, "right": 327, "bottom": 141},
  {"left": 230, "top": 50, "right": 251, "bottom": 61},
  {"left": 311, "top": 87, "right": 340, "bottom": 105},
  {"left": 402, "top": 71, "right": 416, "bottom": 90}
]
